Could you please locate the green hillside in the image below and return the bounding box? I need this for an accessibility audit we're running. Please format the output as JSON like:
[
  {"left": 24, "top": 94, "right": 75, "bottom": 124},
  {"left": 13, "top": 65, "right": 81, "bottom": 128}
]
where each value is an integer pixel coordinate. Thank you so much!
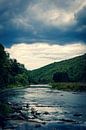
[{"left": 31, "top": 54, "right": 86, "bottom": 83}]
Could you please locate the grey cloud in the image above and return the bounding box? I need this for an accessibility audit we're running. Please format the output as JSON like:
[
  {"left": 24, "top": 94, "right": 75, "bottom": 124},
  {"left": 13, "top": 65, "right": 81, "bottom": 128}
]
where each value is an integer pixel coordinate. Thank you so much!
[
  {"left": 75, "top": 6, "right": 86, "bottom": 26},
  {"left": 0, "top": 0, "right": 86, "bottom": 46}
]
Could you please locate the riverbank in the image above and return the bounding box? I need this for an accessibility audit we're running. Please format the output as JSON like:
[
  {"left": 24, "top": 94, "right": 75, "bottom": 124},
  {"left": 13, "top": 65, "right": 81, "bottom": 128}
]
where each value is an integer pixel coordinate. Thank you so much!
[
  {"left": 0, "top": 101, "right": 46, "bottom": 129},
  {"left": 51, "top": 82, "right": 86, "bottom": 91},
  {"left": 0, "top": 84, "right": 30, "bottom": 94}
]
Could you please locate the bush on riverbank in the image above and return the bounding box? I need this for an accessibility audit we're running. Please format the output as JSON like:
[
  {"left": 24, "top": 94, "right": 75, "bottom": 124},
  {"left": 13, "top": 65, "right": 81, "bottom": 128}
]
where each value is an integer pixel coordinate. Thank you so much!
[
  {"left": 51, "top": 82, "right": 86, "bottom": 91},
  {"left": 0, "top": 101, "right": 12, "bottom": 116}
]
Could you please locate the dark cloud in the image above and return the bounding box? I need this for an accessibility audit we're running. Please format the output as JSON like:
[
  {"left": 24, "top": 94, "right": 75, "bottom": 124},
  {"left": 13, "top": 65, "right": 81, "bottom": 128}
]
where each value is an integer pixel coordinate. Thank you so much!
[
  {"left": 76, "top": 6, "right": 86, "bottom": 25},
  {"left": 73, "top": 6, "right": 86, "bottom": 42},
  {"left": 0, "top": 0, "right": 86, "bottom": 47}
]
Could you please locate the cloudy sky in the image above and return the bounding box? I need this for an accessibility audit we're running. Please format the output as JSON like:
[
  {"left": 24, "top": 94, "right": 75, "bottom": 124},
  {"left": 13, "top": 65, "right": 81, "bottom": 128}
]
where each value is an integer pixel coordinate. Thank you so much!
[{"left": 0, "top": 0, "right": 86, "bottom": 69}]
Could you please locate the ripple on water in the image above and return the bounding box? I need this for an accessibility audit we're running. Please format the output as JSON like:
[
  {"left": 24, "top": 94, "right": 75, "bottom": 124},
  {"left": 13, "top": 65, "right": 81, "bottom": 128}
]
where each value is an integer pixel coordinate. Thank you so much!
[{"left": 2, "top": 86, "right": 86, "bottom": 124}]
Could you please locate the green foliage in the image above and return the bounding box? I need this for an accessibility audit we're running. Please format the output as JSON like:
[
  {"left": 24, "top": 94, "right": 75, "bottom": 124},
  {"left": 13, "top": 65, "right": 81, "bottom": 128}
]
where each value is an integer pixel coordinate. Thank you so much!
[
  {"left": 0, "top": 44, "right": 10, "bottom": 88},
  {"left": 0, "top": 102, "right": 12, "bottom": 116},
  {"left": 53, "top": 72, "right": 69, "bottom": 82},
  {"left": 51, "top": 82, "right": 86, "bottom": 91},
  {"left": 31, "top": 54, "right": 86, "bottom": 83},
  {"left": 15, "top": 73, "right": 29, "bottom": 85},
  {"left": 0, "top": 44, "right": 30, "bottom": 89}
]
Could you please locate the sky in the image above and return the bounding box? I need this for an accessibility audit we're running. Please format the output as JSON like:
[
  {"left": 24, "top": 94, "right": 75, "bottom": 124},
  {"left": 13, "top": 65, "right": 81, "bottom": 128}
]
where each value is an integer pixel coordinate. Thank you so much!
[{"left": 0, "top": 0, "right": 86, "bottom": 70}]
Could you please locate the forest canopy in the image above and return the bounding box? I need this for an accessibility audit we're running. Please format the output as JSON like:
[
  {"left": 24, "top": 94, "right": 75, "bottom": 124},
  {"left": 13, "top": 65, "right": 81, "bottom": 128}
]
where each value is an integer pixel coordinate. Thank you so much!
[{"left": 0, "top": 44, "right": 30, "bottom": 89}]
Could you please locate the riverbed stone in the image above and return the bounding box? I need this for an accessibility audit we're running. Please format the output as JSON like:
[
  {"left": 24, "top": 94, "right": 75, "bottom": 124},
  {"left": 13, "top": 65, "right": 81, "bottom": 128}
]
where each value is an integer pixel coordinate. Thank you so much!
[
  {"left": 73, "top": 113, "right": 82, "bottom": 117},
  {"left": 43, "top": 111, "right": 50, "bottom": 115},
  {"left": 59, "top": 118, "right": 77, "bottom": 123},
  {"left": 34, "top": 124, "right": 41, "bottom": 128}
]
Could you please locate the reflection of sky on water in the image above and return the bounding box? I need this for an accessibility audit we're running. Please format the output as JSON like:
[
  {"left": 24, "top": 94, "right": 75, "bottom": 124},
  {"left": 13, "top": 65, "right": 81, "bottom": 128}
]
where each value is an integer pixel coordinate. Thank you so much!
[{"left": 4, "top": 86, "right": 86, "bottom": 123}]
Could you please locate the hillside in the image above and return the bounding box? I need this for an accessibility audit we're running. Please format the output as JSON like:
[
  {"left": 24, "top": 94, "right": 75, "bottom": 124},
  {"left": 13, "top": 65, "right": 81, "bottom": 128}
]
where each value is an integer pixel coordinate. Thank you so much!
[{"left": 30, "top": 54, "right": 86, "bottom": 83}]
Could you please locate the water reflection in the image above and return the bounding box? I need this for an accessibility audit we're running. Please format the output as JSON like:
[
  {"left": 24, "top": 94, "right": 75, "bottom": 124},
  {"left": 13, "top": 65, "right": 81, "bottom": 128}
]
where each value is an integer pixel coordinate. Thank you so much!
[{"left": 2, "top": 86, "right": 86, "bottom": 123}]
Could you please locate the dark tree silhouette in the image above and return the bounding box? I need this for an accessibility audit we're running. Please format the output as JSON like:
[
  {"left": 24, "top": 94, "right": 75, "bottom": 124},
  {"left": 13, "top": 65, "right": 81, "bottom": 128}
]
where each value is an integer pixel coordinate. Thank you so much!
[{"left": 53, "top": 72, "right": 69, "bottom": 82}]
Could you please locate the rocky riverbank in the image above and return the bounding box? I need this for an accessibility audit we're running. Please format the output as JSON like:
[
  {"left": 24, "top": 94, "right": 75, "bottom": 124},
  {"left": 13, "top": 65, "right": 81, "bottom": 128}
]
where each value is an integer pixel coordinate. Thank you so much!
[
  {"left": 0, "top": 101, "right": 85, "bottom": 130},
  {"left": 0, "top": 101, "right": 47, "bottom": 129}
]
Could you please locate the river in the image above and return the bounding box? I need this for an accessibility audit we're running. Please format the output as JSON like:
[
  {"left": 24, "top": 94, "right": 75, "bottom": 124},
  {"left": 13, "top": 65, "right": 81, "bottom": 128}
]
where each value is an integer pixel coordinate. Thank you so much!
[{"left": 0, "top": 85, "right": 86, "bottom": 130}]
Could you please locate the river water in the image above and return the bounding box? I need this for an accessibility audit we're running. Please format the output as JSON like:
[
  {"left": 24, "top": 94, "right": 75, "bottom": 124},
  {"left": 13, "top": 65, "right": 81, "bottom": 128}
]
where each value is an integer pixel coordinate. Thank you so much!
[{"left": 1, "top": 85, "right": 86, "bottom": 129}]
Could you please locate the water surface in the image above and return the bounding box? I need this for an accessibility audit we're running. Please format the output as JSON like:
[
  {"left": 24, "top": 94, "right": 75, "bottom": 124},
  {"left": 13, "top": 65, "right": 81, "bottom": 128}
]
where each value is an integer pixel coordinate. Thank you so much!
[
  {"left": 1, "top": 85, "right": 86, "bottom": 130},
  {"left": 4, "top": 85, "right": 86, "bottom": 123}
]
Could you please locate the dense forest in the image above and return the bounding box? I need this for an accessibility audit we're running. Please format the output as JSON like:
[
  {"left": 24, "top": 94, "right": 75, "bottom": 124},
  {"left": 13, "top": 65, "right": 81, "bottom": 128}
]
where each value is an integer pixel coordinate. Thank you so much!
[
  {"left": 0, "top": 44, "right": 30, "bottom": 89},
  {"left": 31, "top": 54, "right": 86, "bottom": 84}
]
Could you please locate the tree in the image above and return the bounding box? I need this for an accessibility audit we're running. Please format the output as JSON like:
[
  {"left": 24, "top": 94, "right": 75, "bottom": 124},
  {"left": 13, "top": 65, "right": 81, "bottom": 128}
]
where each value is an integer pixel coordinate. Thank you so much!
[
  {"left": 53, "top": 72, "right": 69, "bottom": 82},
  {"left": 0, "top": 43, "right": 30, "bottom": 88},
  {"left": 0, "top": 44, "right": 10, "bottom": 87}
]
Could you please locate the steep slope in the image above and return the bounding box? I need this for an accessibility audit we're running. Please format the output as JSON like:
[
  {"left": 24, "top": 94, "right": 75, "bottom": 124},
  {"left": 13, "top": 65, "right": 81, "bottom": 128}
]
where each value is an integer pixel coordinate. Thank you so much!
[{"left": 31, "top": 54, "right": 86, "bottom": 83}]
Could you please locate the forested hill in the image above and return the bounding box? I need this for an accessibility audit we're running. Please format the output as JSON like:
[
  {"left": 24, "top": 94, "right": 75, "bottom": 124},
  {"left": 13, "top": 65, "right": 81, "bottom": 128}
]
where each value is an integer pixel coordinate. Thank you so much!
[{"left": 31, "top": 54, "right": 86, "bottom": 83}]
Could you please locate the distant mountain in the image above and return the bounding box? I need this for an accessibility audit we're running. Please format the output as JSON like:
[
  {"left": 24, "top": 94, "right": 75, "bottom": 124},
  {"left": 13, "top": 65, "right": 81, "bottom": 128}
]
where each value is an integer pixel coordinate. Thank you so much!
[{"left": 31, "top": 54, "right": 86, "bottom": 83}]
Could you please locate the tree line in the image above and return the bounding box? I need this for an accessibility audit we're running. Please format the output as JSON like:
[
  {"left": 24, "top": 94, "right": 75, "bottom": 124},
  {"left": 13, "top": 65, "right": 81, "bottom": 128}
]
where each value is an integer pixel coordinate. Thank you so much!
[
  {"left": 0, "top": 44, "right": 30, "bottom": 89},
  {"left": 30, "top": 53, "right": 86, "bottom": 84}
]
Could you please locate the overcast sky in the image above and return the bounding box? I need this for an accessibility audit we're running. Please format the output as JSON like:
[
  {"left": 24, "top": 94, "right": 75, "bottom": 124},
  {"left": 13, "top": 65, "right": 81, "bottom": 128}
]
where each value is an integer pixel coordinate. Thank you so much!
[{"left": 0, "top": 0, "right": 86, "bottom": 69}]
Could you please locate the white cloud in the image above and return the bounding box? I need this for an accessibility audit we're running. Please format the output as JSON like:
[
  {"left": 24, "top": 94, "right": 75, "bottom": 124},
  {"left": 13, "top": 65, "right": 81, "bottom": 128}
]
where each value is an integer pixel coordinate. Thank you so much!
[
  {"left": 6, "top": 43, "right": 86, "bottom": 70},
  {"left": 27, "top": 3, "right": 75, "bottom": 28},
  {"left": 24, "top": 0, "right": 86, "bottom": 28},
  {"left": 69, "top": 0, "right": 86, "bottom": 12},
  {"left": 7, "top": 0, "right": 86, "bottom": 30}
]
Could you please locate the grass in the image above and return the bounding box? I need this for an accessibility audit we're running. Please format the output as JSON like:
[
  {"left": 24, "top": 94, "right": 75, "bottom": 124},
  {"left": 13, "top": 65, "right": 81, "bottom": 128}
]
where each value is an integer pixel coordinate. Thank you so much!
[
  {"left": 51, "top": 82, "right": 86, "bottom": 91},
  {"left": 0, "top": 102, "right": 12, "bottom": 116}
]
